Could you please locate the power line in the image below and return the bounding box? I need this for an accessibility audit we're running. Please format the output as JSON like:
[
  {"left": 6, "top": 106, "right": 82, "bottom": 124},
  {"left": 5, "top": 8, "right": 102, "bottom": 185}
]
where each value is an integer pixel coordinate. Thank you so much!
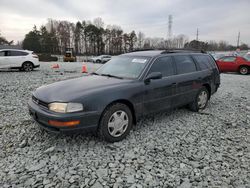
[
  {"left": 196, "top": 28, "right": 199, "bottom": 41},
  {"left": 168, "top": 15, "right": 173, "bottom": 38},
  {"left": 237, "top": 31, "right": 240, "bottom": 47}
]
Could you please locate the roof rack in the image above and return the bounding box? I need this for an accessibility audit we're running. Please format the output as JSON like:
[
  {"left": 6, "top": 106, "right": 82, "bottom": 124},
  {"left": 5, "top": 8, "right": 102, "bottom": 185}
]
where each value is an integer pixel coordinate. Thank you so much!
[
  {"left": 131, "top": 48, "right": 156, "bottom": 52},
  {"left": 161, "top": 48, "right": 206, "bottom": 54}
]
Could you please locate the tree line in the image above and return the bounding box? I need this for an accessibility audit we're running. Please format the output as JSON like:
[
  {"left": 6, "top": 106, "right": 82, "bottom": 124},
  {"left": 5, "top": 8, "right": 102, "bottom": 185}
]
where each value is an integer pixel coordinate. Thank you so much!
[
  {"left": 21, "top": 18, "right": 194, "bottom": 55},
  {"left": 22, "top": 18, "right": 139, "bottom": 55}
]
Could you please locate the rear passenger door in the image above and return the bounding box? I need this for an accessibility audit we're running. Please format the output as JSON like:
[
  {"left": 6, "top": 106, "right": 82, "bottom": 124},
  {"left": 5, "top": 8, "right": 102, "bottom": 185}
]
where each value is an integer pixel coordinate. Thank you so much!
[
  {"left": 172, "top": 55, "right": 200, "bottom": 107},
  {"left": 193, "top": 54, "right": 220, "bottom": 94},
  {"left": 143, "top": 56, "right": 176, "bottom": 114},
  {"left": 8, "top": 50, "right": 28, "bottom": 67}
]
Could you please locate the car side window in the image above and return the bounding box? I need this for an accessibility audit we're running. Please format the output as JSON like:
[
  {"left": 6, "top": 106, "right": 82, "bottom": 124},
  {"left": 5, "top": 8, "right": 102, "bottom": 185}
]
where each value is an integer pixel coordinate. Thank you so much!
[
  {"left": 193, "top": 55, "right": 212, "bottom": 70},
  {"left": 174, "top": 55, "right": 197, "bottom": 74},
  {"left": 10, "top": 51, "right": 28, "bottom": 56},
  {"left": 5, "top": 51, "right": 11, "bottom": 56},
  {"left": 0, "top": 51, "right": 6, "bottom": 56},
  {"left": 221, "top": 57, "right": 236, "bottom": 62},
  {"left": 148, "top": 56, "right": 174, "bottom": 77}
]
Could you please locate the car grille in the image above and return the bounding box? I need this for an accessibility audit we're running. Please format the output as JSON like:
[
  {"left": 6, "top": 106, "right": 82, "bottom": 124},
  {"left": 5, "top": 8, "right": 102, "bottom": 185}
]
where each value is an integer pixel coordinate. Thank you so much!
[{"left": 32, "top": 96, "right": 48, "bottom": 109}]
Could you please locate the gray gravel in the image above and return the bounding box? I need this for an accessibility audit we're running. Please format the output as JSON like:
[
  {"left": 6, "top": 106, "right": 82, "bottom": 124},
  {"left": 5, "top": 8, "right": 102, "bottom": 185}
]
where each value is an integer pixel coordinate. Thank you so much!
[{"left": 0, "top": 62, "right": 250, "bottom": 187}]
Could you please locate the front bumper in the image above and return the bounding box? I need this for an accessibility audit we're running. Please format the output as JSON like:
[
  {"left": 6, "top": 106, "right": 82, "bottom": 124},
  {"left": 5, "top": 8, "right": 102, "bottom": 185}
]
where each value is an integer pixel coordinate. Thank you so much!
[{"left": 28, "top": 99, "right": 100, "bottom": 133}]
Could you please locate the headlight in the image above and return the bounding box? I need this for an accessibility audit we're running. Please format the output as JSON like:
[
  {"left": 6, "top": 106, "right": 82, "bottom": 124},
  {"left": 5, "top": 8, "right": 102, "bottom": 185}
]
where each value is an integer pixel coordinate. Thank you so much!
[{"left": 48, "top": 102, "right": 83, "bottom": 113}]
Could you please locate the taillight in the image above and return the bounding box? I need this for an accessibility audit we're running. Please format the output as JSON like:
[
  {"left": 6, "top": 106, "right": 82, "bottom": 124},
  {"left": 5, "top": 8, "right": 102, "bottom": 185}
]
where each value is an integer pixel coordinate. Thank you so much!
[{"left": 32, "top": 52, "right": 38, "bottom": 58}]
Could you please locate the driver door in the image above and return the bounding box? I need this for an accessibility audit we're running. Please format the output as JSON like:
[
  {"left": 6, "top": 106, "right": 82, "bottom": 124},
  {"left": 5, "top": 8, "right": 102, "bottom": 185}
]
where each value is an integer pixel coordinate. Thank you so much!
[
  {"left": 218, "top": 56, "right": 237, "bottom": 72},
  {"left": 143, "top": 56, "right": 177, "bottom": 114}
]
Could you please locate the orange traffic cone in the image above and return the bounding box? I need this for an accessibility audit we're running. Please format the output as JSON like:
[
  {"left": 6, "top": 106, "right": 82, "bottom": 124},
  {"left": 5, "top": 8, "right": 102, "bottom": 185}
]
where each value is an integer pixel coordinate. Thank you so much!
[
  {"left": 82, "top": 64, "right": 87, "bottom": 73},
  {"left": 51, "top": 64, "right": 59, "bottom": 69}
]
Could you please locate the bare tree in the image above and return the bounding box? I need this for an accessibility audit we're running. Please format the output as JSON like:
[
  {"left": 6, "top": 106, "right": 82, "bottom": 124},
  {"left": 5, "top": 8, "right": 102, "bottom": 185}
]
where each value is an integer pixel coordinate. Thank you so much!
[{"left": 93, "top": 17, "right": 104, "bottom": 29}]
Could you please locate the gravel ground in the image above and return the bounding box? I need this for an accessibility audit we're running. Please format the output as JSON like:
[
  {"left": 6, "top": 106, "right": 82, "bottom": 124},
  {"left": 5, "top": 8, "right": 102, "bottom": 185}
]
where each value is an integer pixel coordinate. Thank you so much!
[{"left": 0, "top": 62, "right": 250, "bottom": 188}]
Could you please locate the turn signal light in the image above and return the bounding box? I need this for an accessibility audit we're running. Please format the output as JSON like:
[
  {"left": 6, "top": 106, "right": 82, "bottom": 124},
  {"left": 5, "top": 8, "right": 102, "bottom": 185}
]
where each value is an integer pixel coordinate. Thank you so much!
[{"left": 48, "top": 120, "right": 80, "bottom": 127}]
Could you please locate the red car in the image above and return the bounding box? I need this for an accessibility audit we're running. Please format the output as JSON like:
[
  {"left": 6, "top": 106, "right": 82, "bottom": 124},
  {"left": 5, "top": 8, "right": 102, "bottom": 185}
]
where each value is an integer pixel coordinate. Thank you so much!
[{"left": 216, "top": 56, "right": 250, "bottom": 75}]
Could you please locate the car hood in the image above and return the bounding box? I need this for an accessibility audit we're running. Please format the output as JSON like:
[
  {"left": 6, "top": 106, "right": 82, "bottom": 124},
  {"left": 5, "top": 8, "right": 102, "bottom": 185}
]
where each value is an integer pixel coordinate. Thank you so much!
[{"left": 34, "top": 75, "right": 132, "bottom": 103}]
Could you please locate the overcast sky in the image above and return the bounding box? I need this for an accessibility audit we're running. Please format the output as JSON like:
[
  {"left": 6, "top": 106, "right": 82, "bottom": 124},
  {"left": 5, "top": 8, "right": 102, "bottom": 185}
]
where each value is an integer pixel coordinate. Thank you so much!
[{"left": 0, "top": 0, "right": 249, "bottom": 45}]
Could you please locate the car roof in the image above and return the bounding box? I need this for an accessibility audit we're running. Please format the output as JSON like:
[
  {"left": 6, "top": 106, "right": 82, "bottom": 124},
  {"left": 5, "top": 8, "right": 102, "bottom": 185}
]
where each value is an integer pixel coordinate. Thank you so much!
[
  {"left": 0, "top": 49, "right": 32, "bottom": 53},
  {"left": 121, "top": 49, "right": 206, "bottom": 58},
  {"left": 122, "top": 50, "right": 164, "bottom": 57}
]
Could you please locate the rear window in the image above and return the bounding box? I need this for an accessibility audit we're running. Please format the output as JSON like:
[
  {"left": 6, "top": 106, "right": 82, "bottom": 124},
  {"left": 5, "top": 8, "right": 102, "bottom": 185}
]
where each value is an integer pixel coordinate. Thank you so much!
[
  {"left": 9, "top": 51, "right": 28, "bottom": 56},
  {"left": 174, "top": 55, "right": 197, "bottom": 74},
  {"left": 193, "top": 55, "right": 213, "bottom": 70}
]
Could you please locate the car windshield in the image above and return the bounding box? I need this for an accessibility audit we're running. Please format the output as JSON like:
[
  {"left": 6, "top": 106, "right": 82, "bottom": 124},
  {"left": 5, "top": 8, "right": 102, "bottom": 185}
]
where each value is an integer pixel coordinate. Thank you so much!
[{"left": 95, "top": 56, "right": 150, "bottom": 79}]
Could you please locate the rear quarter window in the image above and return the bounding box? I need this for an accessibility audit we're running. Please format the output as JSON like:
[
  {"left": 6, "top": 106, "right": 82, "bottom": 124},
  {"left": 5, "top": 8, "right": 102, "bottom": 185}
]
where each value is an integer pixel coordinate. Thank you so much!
[
  {"left": 193, "top": 55, "right": 213, "bottom": 70},
  {"left": 173, "top": 55, "right": 197, "bottom": 74}
]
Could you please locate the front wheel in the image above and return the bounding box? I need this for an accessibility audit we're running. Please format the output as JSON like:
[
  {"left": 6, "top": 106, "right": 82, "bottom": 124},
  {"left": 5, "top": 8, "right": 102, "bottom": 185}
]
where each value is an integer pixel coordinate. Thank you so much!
[
  {"left": 96, "top": 59, "right": 101, "bottom": 63},
  {"left": 239, "top": 66, "right": 248, "bottom": 75},
  {"left": 98, "top": 103, "right": 133, "bottom": 142},
  {"left": 22, "top": 62, "right": 34, "bottom": 72},
  {"left": 189, "top": 87, "right": 209, "bottom": 112}
]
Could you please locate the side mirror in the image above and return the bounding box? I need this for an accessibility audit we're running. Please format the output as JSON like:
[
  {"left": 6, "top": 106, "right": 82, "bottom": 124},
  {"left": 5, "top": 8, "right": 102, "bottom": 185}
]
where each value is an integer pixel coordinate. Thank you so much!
[{"left": 144, "top": 72, "right": 162, "bottom": 83}]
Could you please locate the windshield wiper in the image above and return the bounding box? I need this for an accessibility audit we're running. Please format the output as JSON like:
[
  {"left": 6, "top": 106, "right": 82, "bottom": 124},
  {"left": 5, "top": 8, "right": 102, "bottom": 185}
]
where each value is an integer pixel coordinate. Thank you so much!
[
  {"left": 91, "top": 72, "right": 100, "bottom": 75},
  {"left": 100, "top": 73, "right": 123, "bottom": 79}
]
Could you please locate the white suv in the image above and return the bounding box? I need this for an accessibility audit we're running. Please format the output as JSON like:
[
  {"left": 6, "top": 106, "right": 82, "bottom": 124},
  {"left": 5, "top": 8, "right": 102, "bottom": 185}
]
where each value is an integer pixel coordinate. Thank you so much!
[
  {"left": 0, "top": 49, "right": 40, "bottom": 71},
  {"left": 91, "top": 55, "right": 112, "bottom": 64}
]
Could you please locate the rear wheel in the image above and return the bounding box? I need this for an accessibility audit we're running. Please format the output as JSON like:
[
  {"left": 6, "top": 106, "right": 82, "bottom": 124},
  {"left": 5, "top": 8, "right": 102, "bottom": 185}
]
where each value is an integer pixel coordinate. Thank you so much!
[
  {"left": 239, "top": 66, "right": 248, "bottom": 75},
  {"left": 96, "top": 59, "right": 101, "bottom": 63},
  {"left": 98, "top": 103, "right": 133, "bottom": 142},
  {"left": 189, "top": 87, "right": 209, "bottom": 112},
  {"left": 22, "top": 62, "right": 33, "bottom": 72}
]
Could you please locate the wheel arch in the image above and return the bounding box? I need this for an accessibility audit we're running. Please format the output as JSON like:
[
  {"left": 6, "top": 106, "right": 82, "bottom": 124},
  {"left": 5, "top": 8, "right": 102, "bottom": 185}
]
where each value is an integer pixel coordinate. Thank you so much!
[
  {"left": 238, "top": 65, "right": 249, "bottom": 71},
  {"left": 202, "top": 83, "right": 211, "bottom": 99},
  {"left": 98, "top": 99, "right": 137, "bottom": 126},
  {"left": 22, "top": 61, "right": 34, "bottom": 67}
]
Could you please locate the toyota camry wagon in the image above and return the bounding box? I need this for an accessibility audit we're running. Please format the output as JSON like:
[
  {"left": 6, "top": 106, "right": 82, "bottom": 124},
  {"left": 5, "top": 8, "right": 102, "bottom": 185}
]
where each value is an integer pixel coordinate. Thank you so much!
[{"left": 28, "top": 50, "right": 220, "bottom": 142}]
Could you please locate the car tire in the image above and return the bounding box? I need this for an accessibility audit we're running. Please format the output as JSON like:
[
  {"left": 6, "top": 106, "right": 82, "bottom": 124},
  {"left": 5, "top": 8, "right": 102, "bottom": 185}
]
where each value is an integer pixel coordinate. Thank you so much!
[
  {"left": 189, "top": 87, "right": 209, "bottom": 112},
  {"left": 98, "top": 103, "right": 133, "bottom": 142},
  {"left": 22, "top": 62, "right": 34, "bottom": 72},
  {"left": 239, "top": 66, "right": 248, "bottom": 75},
  {"left": 96, "top": 59, "right": 101, "bottom": 63}
]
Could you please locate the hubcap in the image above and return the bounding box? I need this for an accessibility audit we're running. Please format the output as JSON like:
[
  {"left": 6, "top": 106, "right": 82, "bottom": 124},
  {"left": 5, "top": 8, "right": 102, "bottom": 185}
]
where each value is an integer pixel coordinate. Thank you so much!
[
  {"left": 24, "top": 64, "right": 32, "bottom": 71},
  {"left": 108, "top": 110, "right": 129, "bottom": 137},
  {"left": 240, "top": 67, "right": 248, "bottom": 74},
  {"left": 197, "top": 91, "right": 208, "bottom": 109}
]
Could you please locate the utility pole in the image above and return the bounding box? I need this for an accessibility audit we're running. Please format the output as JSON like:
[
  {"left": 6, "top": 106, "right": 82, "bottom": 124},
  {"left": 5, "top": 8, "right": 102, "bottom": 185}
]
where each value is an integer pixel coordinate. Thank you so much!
[
  {"left": 237, "top": 31, "right": 240, "bottom": 47},
  {"left": 168, "top": 15, "right": 173, "bottom": 38},
  {"left": 196, "top": 28, "right": 199, "bottom": 41}
]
